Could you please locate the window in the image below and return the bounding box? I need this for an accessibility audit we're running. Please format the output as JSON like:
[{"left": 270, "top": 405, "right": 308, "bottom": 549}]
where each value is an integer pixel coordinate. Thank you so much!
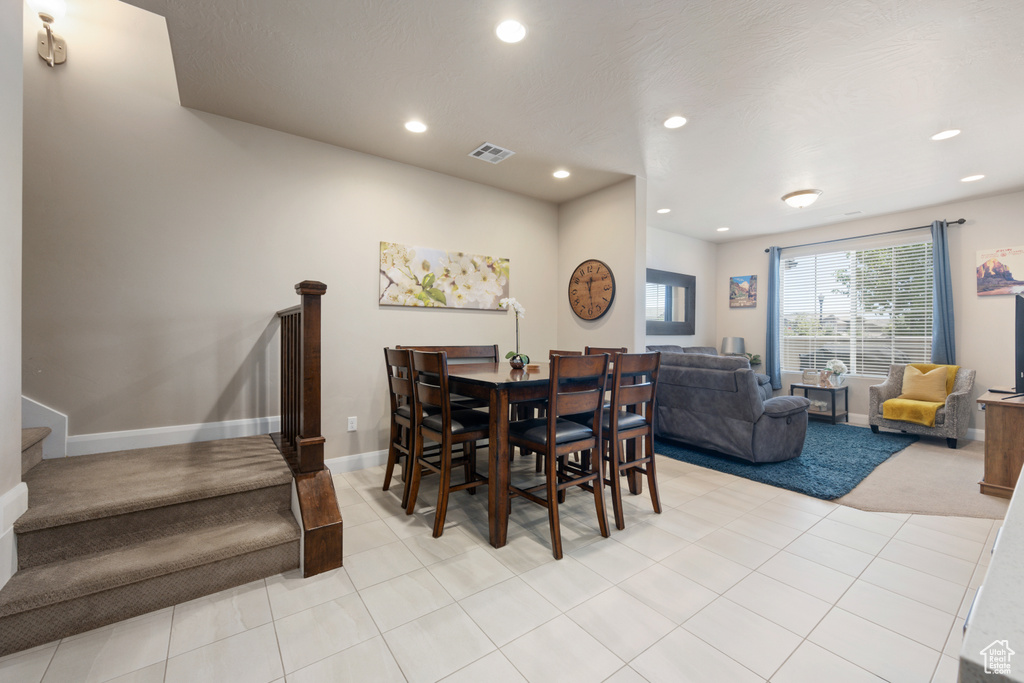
[{"left": 779, "top": 237, "right": 933, "bottom": 377}]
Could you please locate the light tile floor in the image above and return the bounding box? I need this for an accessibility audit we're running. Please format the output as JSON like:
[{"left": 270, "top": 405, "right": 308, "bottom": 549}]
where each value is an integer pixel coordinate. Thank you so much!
[{"left": 0, "top": 448, "right": 1000, "bottom": 683}]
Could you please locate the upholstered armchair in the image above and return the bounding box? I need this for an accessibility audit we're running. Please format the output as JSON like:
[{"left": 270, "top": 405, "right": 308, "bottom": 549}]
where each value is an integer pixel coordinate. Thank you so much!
[{"left": 868, "top": 364, "right": 976, "bottom": 448}]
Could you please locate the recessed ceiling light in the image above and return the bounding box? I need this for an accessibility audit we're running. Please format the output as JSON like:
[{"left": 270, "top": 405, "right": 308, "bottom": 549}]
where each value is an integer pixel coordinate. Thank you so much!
[
  {"left": 664, "top": 116, "right": 687, "bottom": 129},
  {"left": 496, "top": 20, "right": 526, "bottom": 43},
  {"left": 656, "top": 208, "right": 671, "bottom": 214},
  {"left": 404, "top": 121, "right": 427, "bottom": 133},
  {"left": 717, "top": 227, "right": 730, "bottom": 232},
  {"left": 931, "top": 129, "right": 961, "bottom": 141},
  {"left": 781, "top": 189, "right": 822, "bottom": 208},
  {"left": 553, "top": 170, "right": 570, "bottom": 179},
  {"left": 961, "top": 174, "right": 985, "bottom": 182}
]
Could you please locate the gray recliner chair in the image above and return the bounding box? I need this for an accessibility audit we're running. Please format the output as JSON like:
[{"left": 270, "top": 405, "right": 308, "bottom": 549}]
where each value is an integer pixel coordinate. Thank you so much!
[{"left": 654, "top": 353, "right": 810, "bottom": 463}]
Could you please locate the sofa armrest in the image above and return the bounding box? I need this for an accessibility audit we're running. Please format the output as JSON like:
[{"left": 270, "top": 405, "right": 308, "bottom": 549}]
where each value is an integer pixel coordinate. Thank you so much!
[{"left": 762, "top": 396, "right": 811, "bottom": 418}]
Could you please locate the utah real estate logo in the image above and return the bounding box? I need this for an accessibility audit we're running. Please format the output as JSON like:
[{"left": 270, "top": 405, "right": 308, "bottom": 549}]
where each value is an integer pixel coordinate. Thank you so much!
[{"left": 981, "top": 640, "right": 1015, "bottom": 675}]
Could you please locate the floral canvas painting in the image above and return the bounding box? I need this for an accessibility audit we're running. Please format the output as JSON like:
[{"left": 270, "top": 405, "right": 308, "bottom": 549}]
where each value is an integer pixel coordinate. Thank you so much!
[{"left": 379, "top": 242, "right": 510, "bottom": 309}]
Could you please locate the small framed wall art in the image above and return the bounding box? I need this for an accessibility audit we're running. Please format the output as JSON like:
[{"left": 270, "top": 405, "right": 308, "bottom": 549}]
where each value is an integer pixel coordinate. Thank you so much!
[{"left": 729, "top": 275, "right": 757, "bottom": 308}]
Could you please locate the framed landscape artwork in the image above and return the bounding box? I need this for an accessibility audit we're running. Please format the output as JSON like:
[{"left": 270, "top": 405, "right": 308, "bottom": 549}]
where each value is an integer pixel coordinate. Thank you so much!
[
  {"left": 379, "top": 242, "right": 510, "bottom": 309},
  {"left": 977, "top": 246, "right": 1024, "bottom": 296},
  {"left": 729, "top": 275, "right": 757, "bottom": 308}
]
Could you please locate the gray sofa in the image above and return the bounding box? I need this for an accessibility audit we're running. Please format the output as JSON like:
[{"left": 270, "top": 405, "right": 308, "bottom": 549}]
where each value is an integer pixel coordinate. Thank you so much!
[
  {"left": 654, "top": 352, "right": 811, "bottom": 463},
  {"left": 647, "top": 345, "right": 773, "bottom": 401}
]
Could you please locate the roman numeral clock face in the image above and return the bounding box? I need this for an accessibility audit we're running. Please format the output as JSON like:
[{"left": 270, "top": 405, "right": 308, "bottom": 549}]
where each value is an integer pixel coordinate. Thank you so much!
[{"left": 569, "top": 259, "right": 616, "bottom": 320}]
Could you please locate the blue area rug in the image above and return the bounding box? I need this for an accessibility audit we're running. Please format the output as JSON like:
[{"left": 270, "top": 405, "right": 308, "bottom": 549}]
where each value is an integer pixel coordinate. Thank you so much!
[{"left": 655, "top": 422, "right": 919, "bottom": 500}]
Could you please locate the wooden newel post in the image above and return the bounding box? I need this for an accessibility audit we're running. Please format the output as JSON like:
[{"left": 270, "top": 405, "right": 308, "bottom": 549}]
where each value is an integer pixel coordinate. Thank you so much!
[{"left": 295, "top": 280, "right": 327, "bottom": 473}]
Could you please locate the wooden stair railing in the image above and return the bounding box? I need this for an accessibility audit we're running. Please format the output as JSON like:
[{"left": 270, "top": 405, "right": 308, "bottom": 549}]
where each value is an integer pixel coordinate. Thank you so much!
[{"left": 274, "top": 280, "right": 343, "bottom": 577}]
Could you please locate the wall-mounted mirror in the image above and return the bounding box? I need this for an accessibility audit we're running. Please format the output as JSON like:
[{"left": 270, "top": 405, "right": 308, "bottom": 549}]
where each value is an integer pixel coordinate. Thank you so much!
[{"left": 646, "top": 268, "right": 695, "bottom": 335}]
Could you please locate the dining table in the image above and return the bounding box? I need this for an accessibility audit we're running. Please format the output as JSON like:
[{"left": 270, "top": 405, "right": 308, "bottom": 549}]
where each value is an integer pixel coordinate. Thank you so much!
[
  {"left": 446, "top": 360, "right": 641, "bottom": 549},
  {"left": 446, "top": 362, "right": 551, "bottom": 548}
]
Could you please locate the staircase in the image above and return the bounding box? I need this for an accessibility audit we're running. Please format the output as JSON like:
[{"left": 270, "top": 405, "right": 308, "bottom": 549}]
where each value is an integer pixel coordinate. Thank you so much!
[
  {"left": 21, "top": 427, "right": 49, "bottom": 475},
  {"left": 0, "top": 433, "right": 300, "bottom": 656}
]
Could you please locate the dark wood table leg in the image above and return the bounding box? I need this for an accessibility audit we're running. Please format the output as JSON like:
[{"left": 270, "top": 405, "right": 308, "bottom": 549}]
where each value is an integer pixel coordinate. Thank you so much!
[{"left": 488, "top": 386, "right": 510, "bottom": 548}]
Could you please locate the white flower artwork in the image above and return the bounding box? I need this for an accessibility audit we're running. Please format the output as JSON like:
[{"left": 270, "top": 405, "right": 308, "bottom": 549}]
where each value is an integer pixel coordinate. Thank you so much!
[{"left": 379, "top": 242, "right": 510, "bottom": 309}]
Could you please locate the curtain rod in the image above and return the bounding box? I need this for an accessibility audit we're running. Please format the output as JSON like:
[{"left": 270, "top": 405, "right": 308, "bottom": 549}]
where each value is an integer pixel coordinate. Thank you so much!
[{"left": 763, "top": 218, "right": 965, "bottom": 253}]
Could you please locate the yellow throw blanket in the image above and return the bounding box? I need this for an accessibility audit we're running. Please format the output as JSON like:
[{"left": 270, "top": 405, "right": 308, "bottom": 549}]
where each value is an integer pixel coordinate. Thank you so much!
[
  {"left": 882, "top": 364, "right": 959, "bottom": 427},
  {"left": 883, "top": 398, "right": 947, "bottom": 427}
]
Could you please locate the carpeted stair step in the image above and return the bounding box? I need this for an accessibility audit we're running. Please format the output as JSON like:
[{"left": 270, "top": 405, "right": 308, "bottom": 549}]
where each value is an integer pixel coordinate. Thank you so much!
[
  {"left": 14, "top": 435, "right": 293, "bottom": 569},
  {"left": 21, "top": 427, "right": 50, "bottom": 476},
  {"left": 0, "top": 510, "right": 299, "bottom": 656}
]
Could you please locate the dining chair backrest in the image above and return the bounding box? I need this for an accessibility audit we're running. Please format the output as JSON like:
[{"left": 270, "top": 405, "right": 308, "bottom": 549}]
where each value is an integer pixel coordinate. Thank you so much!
[
  {"left": 584, "top": 346, "right": 627, "bottom": 358},
  {"left": 610, "top": 352, "right": 661, "bottom": 420},
  {"left": 548, "top": 354, "right": 610, "bottom": 425},
  {"left": 384, "top": 348, "right": 414, "bottom": 413},
  {"left": 548, "top": 349, "right": 583, "bottom": 357},
  {"left": 399, "top": 345, "right": 499, "bottom": 364},
  {"left": 410, "top": 350, "right": 452, "bottom": 423}
]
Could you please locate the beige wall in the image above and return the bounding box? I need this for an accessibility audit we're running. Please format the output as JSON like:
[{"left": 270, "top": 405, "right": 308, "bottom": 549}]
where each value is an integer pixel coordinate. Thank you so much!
[
  {"left": 645, "top": 228, "right": 718, "bottom": 349},
  {"left": 2, "top": 0, "right": 23, "bottom": 498},
  {"left": 21, "top": 0, "right": 560, "bottom": 460},
  {"left": 715, "top": 190, "right": 1024, "bottom": 430},
  {"left": 557, "top": 178, "right": 643, "bottom": 353}
]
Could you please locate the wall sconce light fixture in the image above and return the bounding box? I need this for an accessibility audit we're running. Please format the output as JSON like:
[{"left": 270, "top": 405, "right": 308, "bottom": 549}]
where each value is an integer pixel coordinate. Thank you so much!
[{"left": 27, "top": 0, "right": 67, "bottom": 67}]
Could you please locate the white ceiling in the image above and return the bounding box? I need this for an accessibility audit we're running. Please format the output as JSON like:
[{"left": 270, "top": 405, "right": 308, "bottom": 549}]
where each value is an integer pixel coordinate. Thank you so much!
[{"left": 125, "top": 0, "right": 1024, "bottom": 242}]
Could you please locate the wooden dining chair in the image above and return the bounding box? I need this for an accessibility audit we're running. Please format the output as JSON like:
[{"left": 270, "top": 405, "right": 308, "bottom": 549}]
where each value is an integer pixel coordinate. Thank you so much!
[
  {"left": 507, "top": 353, "right": 611, "bottom": 559},
  {"left": 598, "top": 351, "right": 662, "bottom": 529},
  {"left": 382, "top": 348, "right": 418, "bottom": 508},
  {"left": 398, "top": 345, "right": 498, "bottom": 408},
  {"left": 518, "top": 349, "right": 584, "bottom": 471},
  {"left": 406, "top": 350, "right": 490, "bottom": 537}
]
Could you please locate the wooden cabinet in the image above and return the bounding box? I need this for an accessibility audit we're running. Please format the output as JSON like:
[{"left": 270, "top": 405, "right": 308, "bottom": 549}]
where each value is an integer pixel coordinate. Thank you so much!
[{"left": 978, "top": 391, "right": 1024, "bottom": 498}]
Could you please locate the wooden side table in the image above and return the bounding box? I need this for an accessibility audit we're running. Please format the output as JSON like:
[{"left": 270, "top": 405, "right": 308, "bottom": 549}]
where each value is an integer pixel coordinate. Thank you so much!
[
  {"left": 790, "top": 383, "right": 849, "bottom": 424},
  {"left": 977, "top": 391, "right": 1024, "bottom": 498}
]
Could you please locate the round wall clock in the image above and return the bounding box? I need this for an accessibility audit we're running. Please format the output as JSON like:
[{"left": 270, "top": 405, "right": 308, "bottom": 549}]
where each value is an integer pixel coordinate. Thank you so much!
[{"left": 568, "top": 259, "right": 615, "bottom": 320}]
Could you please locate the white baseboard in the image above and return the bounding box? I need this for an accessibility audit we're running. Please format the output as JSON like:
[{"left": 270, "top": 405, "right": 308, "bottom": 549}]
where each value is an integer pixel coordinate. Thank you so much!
[
  {"left": 22, "top": 396, "right": 68, "bottom": 459},
  {"left": 66, "top": 416, "right": 281, "bottom": 457},
  {"left": 325, "top": 450, "right": 389, "bottom": 476},
  {"left": 0, "top": 482, "right": 28, "bottom": 590}
]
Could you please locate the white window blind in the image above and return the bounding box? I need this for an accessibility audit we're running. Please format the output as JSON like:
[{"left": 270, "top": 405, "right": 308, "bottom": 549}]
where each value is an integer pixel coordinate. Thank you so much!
[
  {"left": 779, "top": 237, "right": 933, "bottom": 377},
  {"left": 646, "top": 282, "right": 666, "bottom": 321}
]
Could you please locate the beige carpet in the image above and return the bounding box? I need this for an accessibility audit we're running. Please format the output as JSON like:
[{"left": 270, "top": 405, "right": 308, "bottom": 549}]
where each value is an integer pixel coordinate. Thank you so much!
[{"left": 836, "top": 437, "right": 1009, "bottom": 519}]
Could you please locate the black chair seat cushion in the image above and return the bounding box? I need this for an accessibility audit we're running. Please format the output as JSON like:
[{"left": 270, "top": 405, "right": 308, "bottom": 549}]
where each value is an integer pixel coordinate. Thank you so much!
[
  {"left": 451, "top": 394, "right": 488, "bottom": 409},
  {"left": 422, "top": 408, "right": 490, "bottom": 435},
  {"left": 396, "top": 404, "right": 441, "bottom": 419},
  {"left": 566, "top": 411, "right": 647, "bottom": 432},
  {"left": 509, "top": 417, "right": 594, "bottom": 445}
]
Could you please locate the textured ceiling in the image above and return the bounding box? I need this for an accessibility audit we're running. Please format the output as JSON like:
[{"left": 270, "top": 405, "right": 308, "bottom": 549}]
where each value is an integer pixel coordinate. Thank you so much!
[{"left": 125, "top": 0, "right": 1024, "bottom": 242}]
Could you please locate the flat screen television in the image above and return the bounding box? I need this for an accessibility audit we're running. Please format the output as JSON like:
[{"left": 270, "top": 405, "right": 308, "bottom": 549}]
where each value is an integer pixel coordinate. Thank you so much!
[{"left": 1017, "top": 294, "right": 1024, "bottom": 392}]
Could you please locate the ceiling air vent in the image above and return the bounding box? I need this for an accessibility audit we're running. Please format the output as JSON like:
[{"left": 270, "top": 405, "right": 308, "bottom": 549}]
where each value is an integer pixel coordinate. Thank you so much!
[{"left": 468, "top": 142, "right": 516, "bottom": 164}]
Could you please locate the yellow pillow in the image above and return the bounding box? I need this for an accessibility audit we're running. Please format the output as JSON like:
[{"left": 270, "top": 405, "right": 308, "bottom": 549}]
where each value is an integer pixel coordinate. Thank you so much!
[{"left": 901, "top": 365, "right": 948, "bottom": 402}]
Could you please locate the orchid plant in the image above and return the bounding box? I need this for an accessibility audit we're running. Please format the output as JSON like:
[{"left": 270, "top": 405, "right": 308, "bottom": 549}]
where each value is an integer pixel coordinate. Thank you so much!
[{"left": 499, "top": 297, "right": 529, "bottom": 365}]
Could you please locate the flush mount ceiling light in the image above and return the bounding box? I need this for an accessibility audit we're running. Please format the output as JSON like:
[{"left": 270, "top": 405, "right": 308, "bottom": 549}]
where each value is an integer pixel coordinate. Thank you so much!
[
  {"left": 27, "top": 0, "right": 67, "bottom": 66},
  {"left": 781, "top": 189, "right": 822, "bottom": 208},
  {"left": 404, "top": 121, "right": 427, "bottom": 133},
  {"left": 961, "top": 174, "right": 985, "bottom": 182},
  {"left": 553, "top": 170, "right": 570, "bottom": 179},
  {"left": 496, "top": 20, "right": 526, "bottom": 43},
  {"left": 716, "top": 227, "right": 730, "bottom": 232},
  {"left": 931, "top": 129, "right": 961, "bottom": 141},
  {"left": 656, "top": 208, "right": 671, "bottom": 214},
  {"left": 664, "top": 116, "right": 687, "bottom": 129}
]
